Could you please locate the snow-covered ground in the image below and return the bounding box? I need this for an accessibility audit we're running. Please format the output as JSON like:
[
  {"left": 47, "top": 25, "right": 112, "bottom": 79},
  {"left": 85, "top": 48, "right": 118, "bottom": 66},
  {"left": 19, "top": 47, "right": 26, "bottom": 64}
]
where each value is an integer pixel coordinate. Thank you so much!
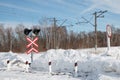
[{"left": 0, "top": 47, "right": 120, "bottom": 80}]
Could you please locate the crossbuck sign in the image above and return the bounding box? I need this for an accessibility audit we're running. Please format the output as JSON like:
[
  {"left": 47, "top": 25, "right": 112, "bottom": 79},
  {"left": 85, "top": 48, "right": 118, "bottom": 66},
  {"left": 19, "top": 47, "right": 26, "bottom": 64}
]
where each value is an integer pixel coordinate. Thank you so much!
[
  {"left": 24, "top": 28, "right": 40, "bottom": 63},
  {"left": 26, "top": 37, "right": 38, "bottom": 54}
]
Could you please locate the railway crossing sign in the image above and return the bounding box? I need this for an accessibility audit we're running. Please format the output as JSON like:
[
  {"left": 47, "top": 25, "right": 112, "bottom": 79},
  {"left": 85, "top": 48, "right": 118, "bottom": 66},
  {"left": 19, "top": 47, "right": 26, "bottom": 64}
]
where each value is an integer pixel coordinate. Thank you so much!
[
  {"left": 24, "top": 28, "right": 40, "bottom": 62},
  {"left": 26, "top": 37, "right": 39, "bottom": 54},
  {"left": 26, "top": 37, "right": 38, "bottom": 48},
  {"left": 27, "top": 47, "right": 38, "bottom": 54}
]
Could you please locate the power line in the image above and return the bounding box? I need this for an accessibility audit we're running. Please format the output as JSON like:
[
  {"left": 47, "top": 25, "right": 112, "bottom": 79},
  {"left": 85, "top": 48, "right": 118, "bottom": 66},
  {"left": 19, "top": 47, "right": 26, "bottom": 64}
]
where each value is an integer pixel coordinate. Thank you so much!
[
  {"left": 47, "top": 17, "right": 67, "bottom": 49},
  {"left": 81, "top": 17, "right": 94, "bottom": 26},
  {"left": 76, "top": 10, "right": 107, "bottom": 51}
]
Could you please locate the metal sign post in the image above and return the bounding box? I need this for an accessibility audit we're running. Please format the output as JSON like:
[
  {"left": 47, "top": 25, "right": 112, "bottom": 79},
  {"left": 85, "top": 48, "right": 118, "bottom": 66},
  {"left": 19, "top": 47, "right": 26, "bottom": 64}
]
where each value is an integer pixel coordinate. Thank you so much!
[
  {"left": 24, "top": 28, "right": 40, "bottom": 63},
  {"left": 106, "top": 25, "right": 112, "bottom": 51}
]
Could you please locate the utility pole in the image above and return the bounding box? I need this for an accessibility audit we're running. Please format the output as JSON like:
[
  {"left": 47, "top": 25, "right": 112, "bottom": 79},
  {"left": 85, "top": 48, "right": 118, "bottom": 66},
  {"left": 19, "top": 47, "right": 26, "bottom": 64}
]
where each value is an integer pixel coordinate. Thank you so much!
[
  {"left": 10, "top": 32, "right": 12, "bottom": 53},
  {"left": 53, "top": 17, "right": 57, "bottom": 49},
  {"left": 94, "top": 12, "right": 97, "bottom": 51},
  {"left": 93, "top": 10, "right": 107, "bottom": 51},
  {"left": 48, "top": 18, "right": 67, "bottom": 49},
  {"left": 47, "top": 17, "right": 58, "bottom": 49},
  {"left": 76, "top": 10, "right": 107, "bottom": 51},
  {"left": 53, "top": 17, "right": 57, "bottom": 27}
]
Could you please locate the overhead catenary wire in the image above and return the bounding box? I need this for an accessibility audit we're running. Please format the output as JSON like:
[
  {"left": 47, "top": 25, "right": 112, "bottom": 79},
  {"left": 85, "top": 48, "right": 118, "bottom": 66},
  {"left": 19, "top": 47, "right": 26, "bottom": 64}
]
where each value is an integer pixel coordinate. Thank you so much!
[{"left": 76, "top": 10, "right": 107, "bottom": 51}]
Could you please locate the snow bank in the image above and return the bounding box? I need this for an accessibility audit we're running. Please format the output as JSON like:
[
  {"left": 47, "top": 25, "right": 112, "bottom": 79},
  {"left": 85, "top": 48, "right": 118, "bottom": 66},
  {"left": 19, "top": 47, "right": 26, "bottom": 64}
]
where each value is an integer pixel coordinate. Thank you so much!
[
  {"left": 32, "top": 49, "right": 89, "bottom": 72},
  {"left": 0, "top": 47, "right": 120, "bottom": 80},
  {"left": 31, "top": 48, "right": 120, "bottom": 74},
  {"left": 0, "top": 52, "right": 27, "bottom": 69},
  {"left": 30, "top": 48, "right": 120, "bottom": 80}
]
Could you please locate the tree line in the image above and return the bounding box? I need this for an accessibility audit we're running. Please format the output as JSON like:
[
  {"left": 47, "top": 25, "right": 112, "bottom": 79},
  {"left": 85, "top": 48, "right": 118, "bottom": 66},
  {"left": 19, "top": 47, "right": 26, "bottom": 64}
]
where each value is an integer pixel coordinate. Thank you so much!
[{"left": 0, "top": 23, "right": 120, "bottom": 53}]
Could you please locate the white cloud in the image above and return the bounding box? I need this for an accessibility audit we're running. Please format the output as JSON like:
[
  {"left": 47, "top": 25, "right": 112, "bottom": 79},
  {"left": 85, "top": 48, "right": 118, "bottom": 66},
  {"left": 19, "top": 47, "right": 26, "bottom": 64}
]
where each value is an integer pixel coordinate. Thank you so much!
[
  {"left": 0, "top": 21, "right": 38, "bottom": 28},
  {"left": 27, "top": 0, "right": 86, "bottom": 15},
  {"left": 92, "top": 0, "right": 120, "bottom": 14},
  {"left": 80, "top": 4, "right": 98, "bottom": 15},
  {"left": 80, "top": 0, "right": 120, "bottom": 14},
  {"left": 0, "top": 2, "right": 41, "bottom": 13}
]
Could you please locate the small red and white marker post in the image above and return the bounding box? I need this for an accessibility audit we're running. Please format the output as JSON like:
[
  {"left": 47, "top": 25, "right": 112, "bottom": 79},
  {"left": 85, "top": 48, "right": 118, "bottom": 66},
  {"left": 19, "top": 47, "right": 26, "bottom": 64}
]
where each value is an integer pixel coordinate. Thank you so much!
[
  {"left": 25, "top": 61, "right": 30, "bottom": 72},
  {"left": 106, "top": 25, "right": 112, "bottom": 51},
  {"left": 7, "top": 60, "right": 10, "bottom": 71},
  {"left": 48, "top": 60, "right": 52, "bottom": 74},
  {"left": 74, "top": 61, "right": 78, "bottom": 77}
]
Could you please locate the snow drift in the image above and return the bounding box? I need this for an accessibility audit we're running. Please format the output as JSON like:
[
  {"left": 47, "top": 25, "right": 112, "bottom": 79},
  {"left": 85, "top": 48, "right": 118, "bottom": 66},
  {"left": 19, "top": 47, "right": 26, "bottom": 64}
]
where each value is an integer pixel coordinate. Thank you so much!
[{"left": 0, "top": 47, "right": 120, "bottom": 80}]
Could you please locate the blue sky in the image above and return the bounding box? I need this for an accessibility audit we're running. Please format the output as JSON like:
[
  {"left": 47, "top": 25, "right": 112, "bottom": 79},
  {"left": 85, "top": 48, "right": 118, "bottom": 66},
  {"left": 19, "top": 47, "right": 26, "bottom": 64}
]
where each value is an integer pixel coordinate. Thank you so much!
[{"left": 0, "top": 0, "right": 120, "bottom": 32}]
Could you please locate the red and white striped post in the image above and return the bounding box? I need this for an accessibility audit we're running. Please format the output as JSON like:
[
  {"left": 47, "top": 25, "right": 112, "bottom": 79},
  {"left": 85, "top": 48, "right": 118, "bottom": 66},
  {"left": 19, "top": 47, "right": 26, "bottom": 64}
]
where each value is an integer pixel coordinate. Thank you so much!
[
  {"left": 25, "top": 61, "right": 30, "bottom": 72},
  {"left": 7, "top": 60, "right": 10, "bottom": 71},
  {"left": 74, "top": 61, "right": 78, "bottom": 77},
  {"left": 106, "top": 25, "right": 112, "bottom": 51},
  {"left": 48, "top": 60, "right": 52, "bottom": 74}
]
